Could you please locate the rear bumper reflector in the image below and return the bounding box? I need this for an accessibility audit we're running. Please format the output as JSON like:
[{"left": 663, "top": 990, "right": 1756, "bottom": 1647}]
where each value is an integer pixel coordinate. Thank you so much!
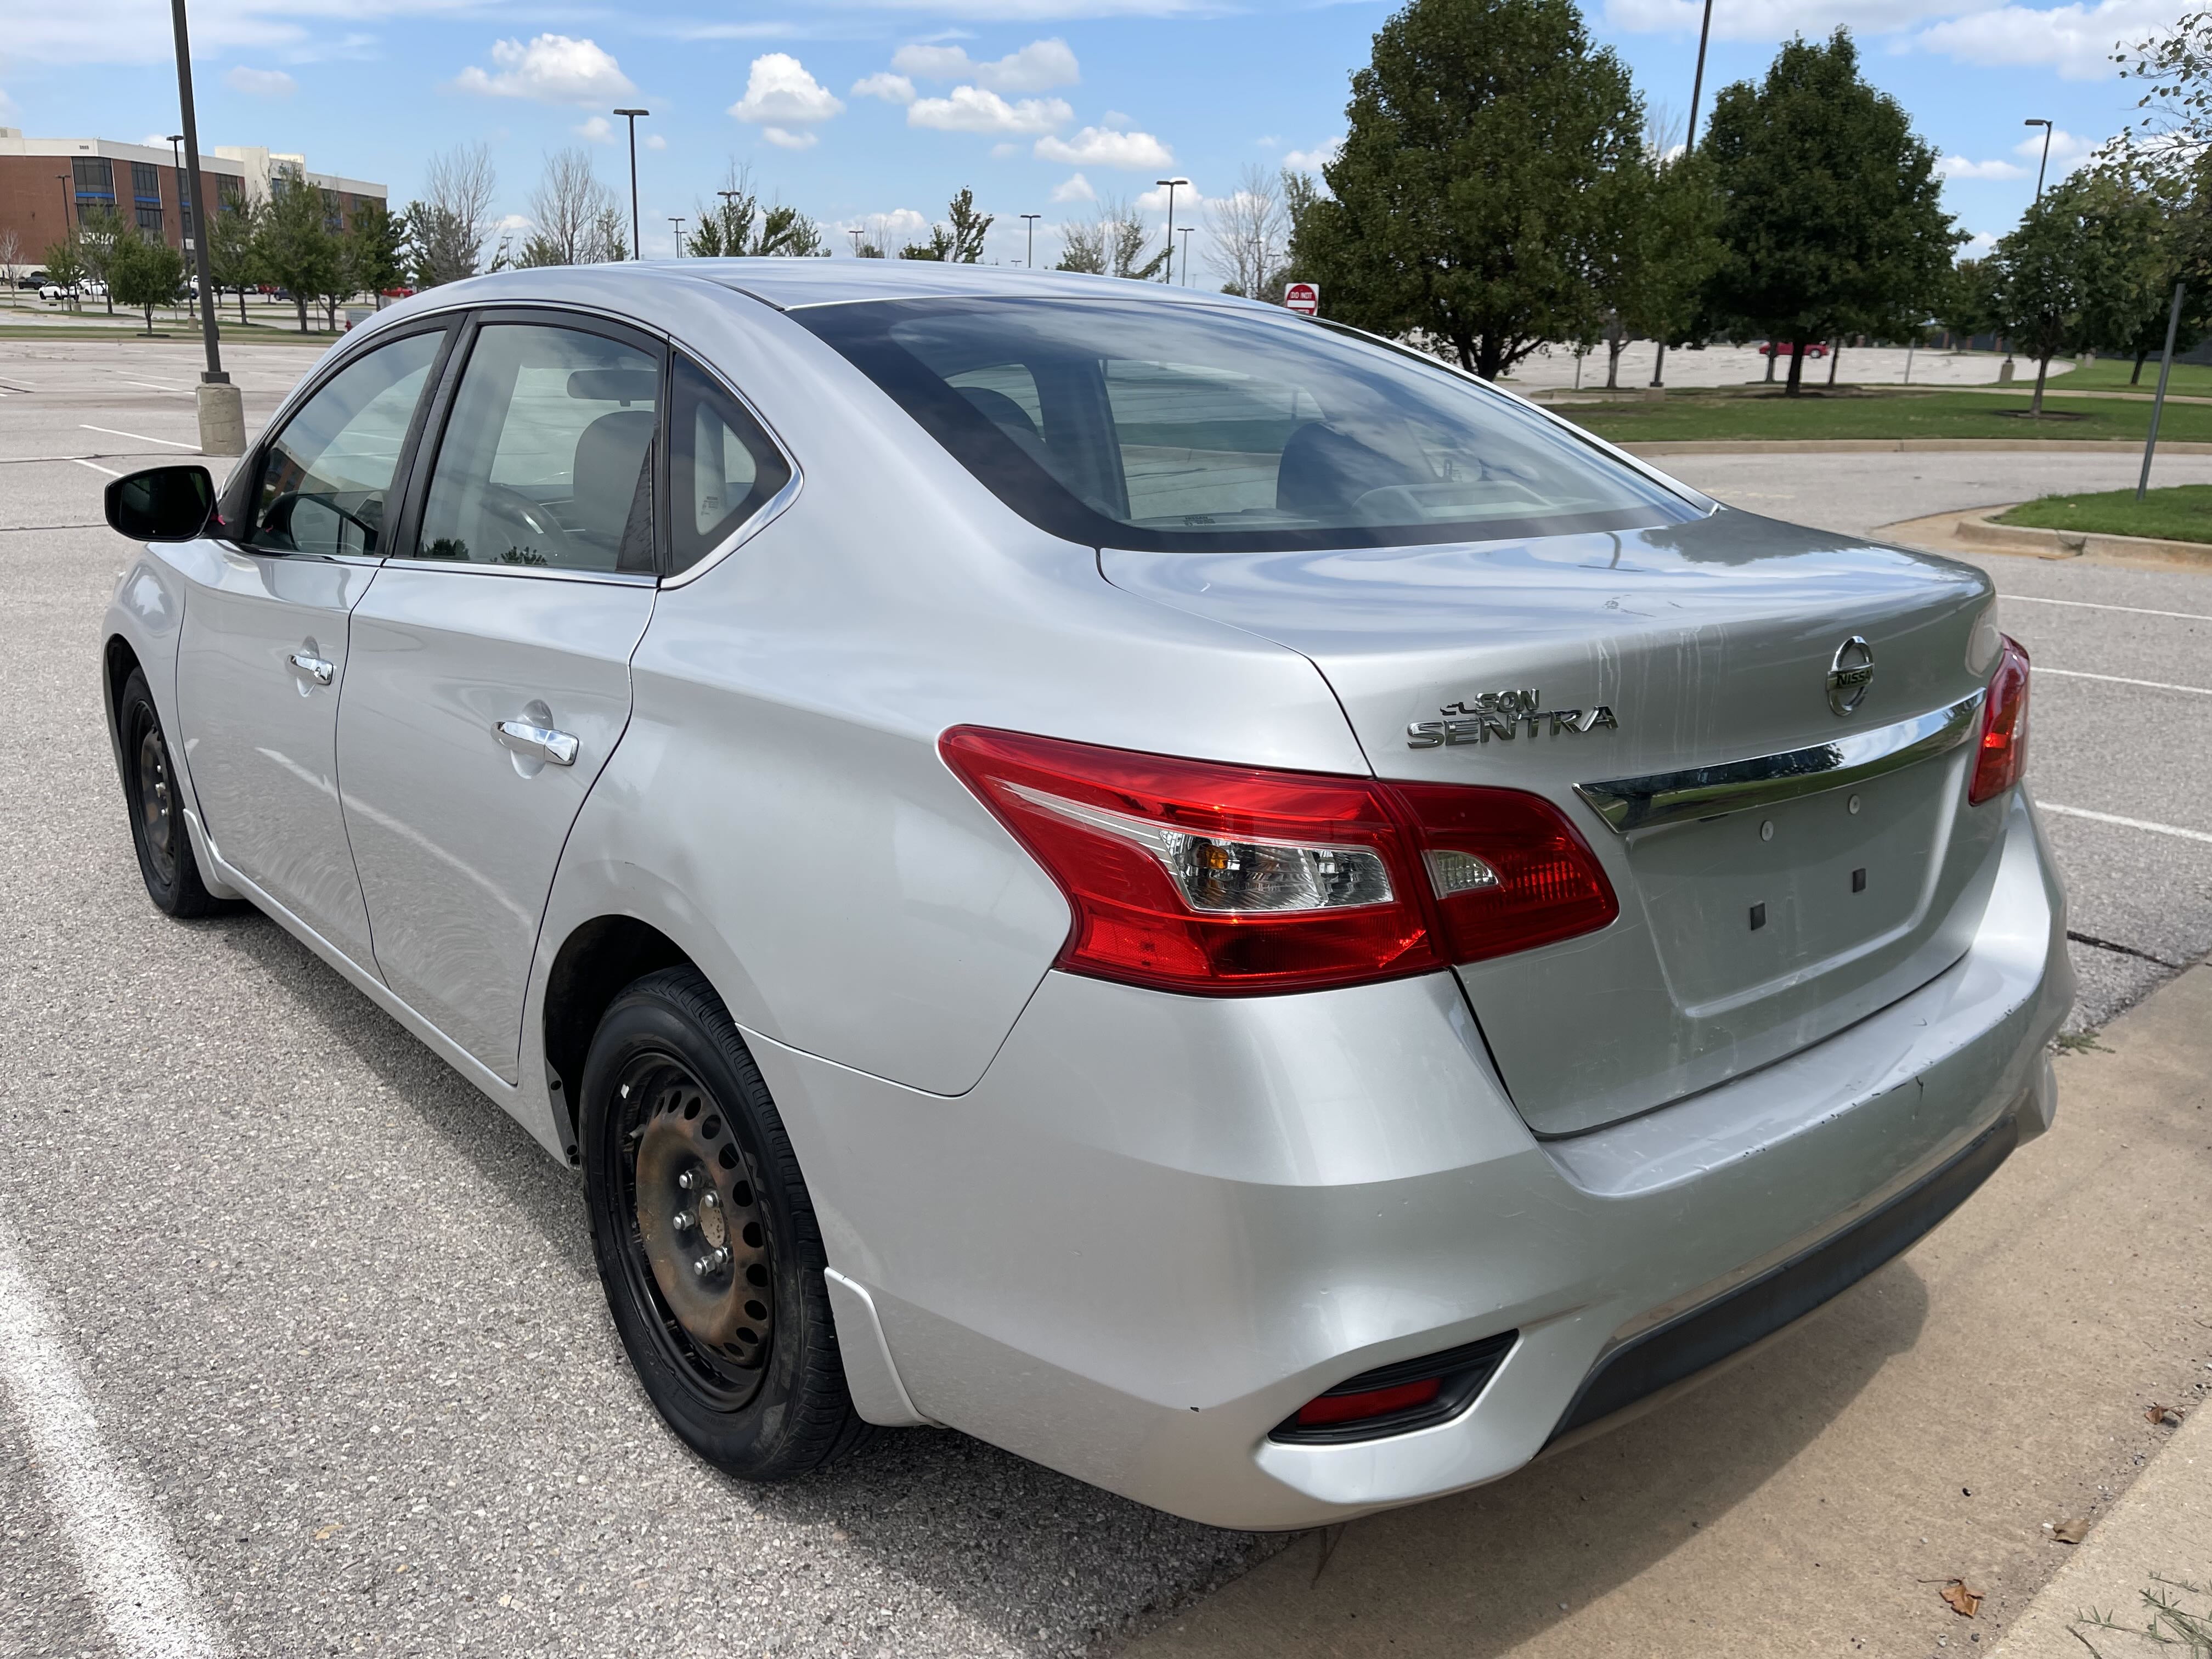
[
  {"left": 1548, "top": 1109, "right": 2021, "bottom": 1443},
  {"left": 1272, "top": 1329, "right": 1519, "bottom": 1445}
]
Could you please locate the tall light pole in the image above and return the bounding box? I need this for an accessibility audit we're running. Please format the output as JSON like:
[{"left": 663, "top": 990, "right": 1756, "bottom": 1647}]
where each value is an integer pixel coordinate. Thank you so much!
[
  {"left": 57, "top": 174, "right": 72, "bottom": 236},
  {"left": 613, "top": 108, "right": 649, "bottom": 258},
  {"left": 717, "top": 187, "right": 745, "bottom": 255},
  {"left": 1020, "top": 212, "right": 1040, "bottom": 268},
  {"left": 1178, "top": 225, "right": 1193, "bottom": 286},
  {"left": 849, "top": 227, "right": 864, "bottom": 257},
  {"left": 2024, "top": 117, "right": 2053, "bottom": 201},
  {"left": 669, "top": 217, "right": 685, "bottom": 257},
  {"left": 166, "top": 134, "right": 194, "bottom": 319},
  {"left": 1650, "top": 0, "right": 1716, "bottom": 391},
  {"left": 1154, "top": 177, "right": 1188, "bottom": 284},
  {"left": 168, "top": 0, "right": 241, "bottom": 454}
]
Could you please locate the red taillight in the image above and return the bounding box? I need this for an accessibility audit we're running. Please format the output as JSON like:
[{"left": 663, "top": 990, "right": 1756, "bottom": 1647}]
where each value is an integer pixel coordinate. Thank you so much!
[
  {"left": 938, "top": 726, "right": 1618, "bottom": 995},
  {"left": 1295, "top": 1376, "right": 1440, "bottom": 1428},
  {"left": 1968, "top": 635, "right": 2031, "bottom": 805}
]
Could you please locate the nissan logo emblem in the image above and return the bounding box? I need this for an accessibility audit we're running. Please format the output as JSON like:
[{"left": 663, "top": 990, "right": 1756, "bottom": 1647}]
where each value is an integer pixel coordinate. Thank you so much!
[{"left": 1827, "top": 636, "right": 1874, "bottom": 716}]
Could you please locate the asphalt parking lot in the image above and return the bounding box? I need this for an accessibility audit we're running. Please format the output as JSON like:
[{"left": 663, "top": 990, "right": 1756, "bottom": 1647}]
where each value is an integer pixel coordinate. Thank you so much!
[{"left": 2, "top": 339, "right": 2210, "bottom": 1658}]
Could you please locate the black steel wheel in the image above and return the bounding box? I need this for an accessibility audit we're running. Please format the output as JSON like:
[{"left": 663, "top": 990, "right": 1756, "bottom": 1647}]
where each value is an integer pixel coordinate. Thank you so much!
[
  {"left": 116, "top": 666, "right": 228, "bottom": 918},
  {"left": 581, "top": 966, "right": 872, "bottom": 1478}
]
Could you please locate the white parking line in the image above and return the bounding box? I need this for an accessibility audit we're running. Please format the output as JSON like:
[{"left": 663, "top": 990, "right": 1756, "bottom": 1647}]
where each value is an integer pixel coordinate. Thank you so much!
[
  {"left": 2041, "top": 803, "right": 2212, "bottom": 846},
  {"left": 80, "top": 425, "right": 197, "bottom": 451},
  {"left": 0, "top": 1226, "right": 225, "bottom": 1659},
  {"left": 2037, "top": 667, "right": 2212, "bottom": 697},
  {"left": 70, "top": 458, "right": 122, "bottom": 477},
  {"left": 2003, "top": 594, "right": 2212, "bottom": 624}
]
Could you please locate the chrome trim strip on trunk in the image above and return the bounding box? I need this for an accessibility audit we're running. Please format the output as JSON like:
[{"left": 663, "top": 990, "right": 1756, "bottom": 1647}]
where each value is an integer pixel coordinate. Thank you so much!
[{"left": 1573, "top": 690, "right": 1985, "bottom": 834}]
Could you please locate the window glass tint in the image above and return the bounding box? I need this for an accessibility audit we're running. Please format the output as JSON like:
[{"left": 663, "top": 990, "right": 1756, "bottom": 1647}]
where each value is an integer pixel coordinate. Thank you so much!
[
  {"left": 668, "top": 354, "right": 792, "bottom": 573},
  {"left": 249, "top": 329, "right": 442, "bottom": 558},
  {"left": 797, "top": 298, "right": 1697, "bottom": 553},
  {"left": 414, "top": 324, "right": 661, "bottom": 573}
]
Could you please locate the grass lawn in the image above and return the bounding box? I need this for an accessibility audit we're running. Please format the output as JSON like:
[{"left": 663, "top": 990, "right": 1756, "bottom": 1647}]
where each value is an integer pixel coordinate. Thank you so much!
[
  {"left": 1996, "top": 483, "right": 2212, "bottom": 544},
  {"left": 2022, "top": 354, "right": 2212, "bottom": 397},
  {"left": 0, "top": 321, "right": 341, "bottom": 344},
  {"left": 1566, "top": 387, "right": 2212, "bottom": 444}
]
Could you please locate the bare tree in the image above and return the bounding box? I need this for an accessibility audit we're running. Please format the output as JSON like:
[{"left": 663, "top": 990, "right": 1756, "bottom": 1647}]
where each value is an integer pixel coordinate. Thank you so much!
[
  {"left": 1057, "top": 196, "right": 1165, "bottom": 279},
  {"left": 0, "top": 227, "right": 21, "bottom": 306},
  {"left": 689, "top": 162, "right": 825, "bottom": 257},
  {"left": 1054, "top": 217, "right": 1105, "bottom": 273},
  {"left": 524, "top": 149, "right": 623, "bottom": 267},
  {"left": 1205, "top": 164, "right": 1288, "bottom": 297},
  {"left": 419, "top": 143, "right": 499, "bottom": 280}
]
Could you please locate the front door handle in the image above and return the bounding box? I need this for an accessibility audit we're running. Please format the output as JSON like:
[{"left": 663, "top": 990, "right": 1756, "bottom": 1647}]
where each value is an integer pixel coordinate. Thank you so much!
[
  {"left": 288, "top": 651, "right": 335, "bottom": 686},
  {"left": 493, "top": 718, "right": 578, "bottom": 767}
]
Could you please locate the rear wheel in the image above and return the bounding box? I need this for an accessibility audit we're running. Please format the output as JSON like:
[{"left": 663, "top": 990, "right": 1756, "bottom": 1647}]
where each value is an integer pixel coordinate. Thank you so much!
[
  {"left": 580, "top": 966, "right": 871, "bottom": 1478},
  {"left": 116, "top": 667, "right": 228, "bottom": 918}
]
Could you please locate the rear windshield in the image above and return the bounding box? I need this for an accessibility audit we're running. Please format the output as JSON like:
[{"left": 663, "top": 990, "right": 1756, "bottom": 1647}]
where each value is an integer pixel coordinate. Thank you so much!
[{"left": 795, "top": 296, "right": 1699, "bottom": 552}]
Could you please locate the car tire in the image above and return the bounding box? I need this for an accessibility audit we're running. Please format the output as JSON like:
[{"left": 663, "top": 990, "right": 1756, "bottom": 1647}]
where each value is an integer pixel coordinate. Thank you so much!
[
  {"left": 116, "top": 667, "right": 230, "bottom": 918},
  {"left": 580, "top": 965, "right": 873, "bottom": 1480}
]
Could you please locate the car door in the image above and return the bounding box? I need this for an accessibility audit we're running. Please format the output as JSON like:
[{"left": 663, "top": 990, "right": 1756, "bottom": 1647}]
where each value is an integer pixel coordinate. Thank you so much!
[
  {"left": 336, "top": 312, "right": 663, "bottom": 1082},
  {"left": 174, "top": 323, "right": 451, "bottom": 971}
]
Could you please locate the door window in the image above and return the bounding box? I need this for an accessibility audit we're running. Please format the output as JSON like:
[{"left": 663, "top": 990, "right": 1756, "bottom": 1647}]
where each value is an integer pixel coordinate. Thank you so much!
[
  {"left": 668, "top": 354, "right": 792, "bottom": 573},
  {"left": 248, "top": 329, "right": 444, "bottom": 558},
  {"left": 413, "top": 324, "right": 663, "bottom": 574}
]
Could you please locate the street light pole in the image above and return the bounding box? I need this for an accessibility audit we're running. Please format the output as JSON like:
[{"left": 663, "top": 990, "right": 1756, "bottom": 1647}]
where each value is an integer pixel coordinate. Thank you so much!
[
  {"left": 2024, "top": 117, "right": 2053, "bottom": 201},
  {"left": 669, "top": 217, "right": 685, "bottom": 257},
  {"left": 168, "top": 0, "right": 242, "bottom": 454},
  {"left": 166, "top": 134, "right": 194, "bottom": 320},
  {"left": 57, "top": 174, "right": 72, "bottom": 236},
  {"left": 849, "top": 227, "right": 864, "bottom": 257},
  {"left": 1020, "top": 212, "right": 1040, "bottom": 268},
  {"left": 1650, "top": 0, "right": 1717, "bottom": 391},
  {"left": 1154, "top": 177, "right": 1188, "bottom": 284},
  {"left": 614, "top": 108, "right": 649, "bottom": 258},
  {"left": 1178, "top": 225, "right": 1193, "bottom": 286}
]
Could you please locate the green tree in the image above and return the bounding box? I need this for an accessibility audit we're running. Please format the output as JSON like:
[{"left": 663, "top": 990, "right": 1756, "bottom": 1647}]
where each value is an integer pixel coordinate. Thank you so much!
[
  {"left": 206, "top": 200, "right": 263, "bottom": 326},
  {"left": 74, "top": 206, "right": 128, "bottom": 315},
  {"left": 901, "top": 188, "right": 994, "bottom": 261},
  {"left": 255, "top": 178, "right": 341, "bottom": 332},
  {"left": 42, "top": 238, "right": 87, "bottom": 310},
  {"left": 1701, "top": 30, "right": 1960, "bottom": 396},
  {"left": 105, "top": 233, "right": 187, "bottom": 334},
  {"left": 685, "top": 165, "right": 823, "bottom": 257},
  {"left": 1987, "top": 174, "right": 2166, "bottom": 415},
  {"left": 1616, "top": 150, "right": 1724, "bottom": 373},
  {"left": 343, "top": 198, "right": 405, "bottom": 310},
  {"left": 1285, "top": 0, "right": 1646, "bottom": 379},
  {"left": 1934, "top": 256, "right": 2000, "bottom": 348}
]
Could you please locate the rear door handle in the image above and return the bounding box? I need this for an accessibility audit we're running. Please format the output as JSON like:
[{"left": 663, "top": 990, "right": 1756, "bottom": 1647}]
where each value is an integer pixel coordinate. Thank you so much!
[
  {"left": 288, "top": 651, "right": 335, "bottom": 686},
  {"left": 493, "top": 719, "right": 578, "bottom": 767}
]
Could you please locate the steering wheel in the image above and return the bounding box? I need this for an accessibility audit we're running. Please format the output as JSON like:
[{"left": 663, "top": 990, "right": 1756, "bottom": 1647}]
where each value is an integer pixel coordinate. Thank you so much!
[{"left": 466, "top": 481, "right": 584, "bottom": 567}]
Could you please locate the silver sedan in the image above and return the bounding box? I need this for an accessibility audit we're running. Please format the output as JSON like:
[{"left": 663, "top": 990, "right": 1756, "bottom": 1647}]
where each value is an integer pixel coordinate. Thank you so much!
[{"left": 97, "top": 261, "right": 2070, "bottom": 1529}]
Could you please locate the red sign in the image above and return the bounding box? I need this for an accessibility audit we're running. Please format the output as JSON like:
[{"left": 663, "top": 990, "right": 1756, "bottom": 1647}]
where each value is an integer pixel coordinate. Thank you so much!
[{"left": 1284, "top": 281, "right": 1319, "bottom": 317}]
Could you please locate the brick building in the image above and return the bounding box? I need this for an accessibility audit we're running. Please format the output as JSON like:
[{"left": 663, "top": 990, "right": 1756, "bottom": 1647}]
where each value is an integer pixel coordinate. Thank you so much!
[{"left": 0, "top": 129, "right": 386, "bottom": 272}]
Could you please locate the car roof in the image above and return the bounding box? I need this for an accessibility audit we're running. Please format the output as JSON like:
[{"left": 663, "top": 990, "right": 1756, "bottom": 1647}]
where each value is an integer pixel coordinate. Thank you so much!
[{"left": 411, "top": 258, "right": 1284, "bottom": 316}]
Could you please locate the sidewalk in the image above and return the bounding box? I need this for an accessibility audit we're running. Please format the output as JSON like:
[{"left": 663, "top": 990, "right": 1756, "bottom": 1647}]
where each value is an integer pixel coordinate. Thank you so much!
[{"left": 1124, "top": 963, "right": 2212, "bottom": 1659}]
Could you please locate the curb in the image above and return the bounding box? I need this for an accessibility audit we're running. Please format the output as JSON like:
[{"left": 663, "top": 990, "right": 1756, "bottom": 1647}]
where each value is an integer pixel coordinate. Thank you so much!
[
  {"left": 1952, "top": 510, "right": 2212, "bottom": 565},
  {"left": 1619, "top": 438, "right": 2212, "bottom": 456}
]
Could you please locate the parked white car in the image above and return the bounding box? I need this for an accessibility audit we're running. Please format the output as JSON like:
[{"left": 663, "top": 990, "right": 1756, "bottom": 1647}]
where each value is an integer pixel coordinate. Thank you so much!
[{"left": 97, "top": 262, "right": 2069, "bottom": 1528}]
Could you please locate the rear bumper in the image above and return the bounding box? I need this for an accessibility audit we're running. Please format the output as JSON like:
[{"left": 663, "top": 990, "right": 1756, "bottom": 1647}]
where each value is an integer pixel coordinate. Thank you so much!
[{"left": 751, "top": 789, "right": 2070, "bottom": 1529}]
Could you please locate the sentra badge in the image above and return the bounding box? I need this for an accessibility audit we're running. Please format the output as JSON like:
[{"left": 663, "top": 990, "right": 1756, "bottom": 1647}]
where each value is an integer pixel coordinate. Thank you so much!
[{"left": 1406, "top": 689, "right": 1618, "bottom": 749}]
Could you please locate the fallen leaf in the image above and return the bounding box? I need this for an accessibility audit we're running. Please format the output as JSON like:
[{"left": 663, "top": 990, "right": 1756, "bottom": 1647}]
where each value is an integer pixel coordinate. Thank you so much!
[
  {"left": 1941, "top": 1579, "right": 1984, "bottom": 1617},
  {"left": 2054, "top": 1517, "right": 2091, "bottom": 1544},
  {"left": 2147, "top": 1404, "right": 2186, "bottom": 1426},
  {"left": 312, "top": 1525, "right": 342, "bottom": 1543}
]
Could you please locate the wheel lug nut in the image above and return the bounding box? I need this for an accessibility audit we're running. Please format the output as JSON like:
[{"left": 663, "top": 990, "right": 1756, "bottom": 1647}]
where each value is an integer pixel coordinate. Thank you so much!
[
  {"left": 672, "top": 1210, "right": 696, "bottom": 1232},
  {"left": 692, "top": 1247, "right": 729, "bottom": 1277},
  {"left": 700, "top": 1190, "right": 719, "bottom": 1210},
  {"left": 677, "top": 1170, "right": 698, "bottom": 1190}
]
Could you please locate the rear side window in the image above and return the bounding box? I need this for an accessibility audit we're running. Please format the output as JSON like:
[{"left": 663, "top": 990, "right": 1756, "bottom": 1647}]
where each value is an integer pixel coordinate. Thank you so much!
[
  {"left": 797, "top": 297, "right": 1697, "bottom": 554},
  {"left": 249, "top": 329, "right": 442, "bottom": 557},
  {"left": 668, "top": 354, "right": 792, "bottom": 574}
]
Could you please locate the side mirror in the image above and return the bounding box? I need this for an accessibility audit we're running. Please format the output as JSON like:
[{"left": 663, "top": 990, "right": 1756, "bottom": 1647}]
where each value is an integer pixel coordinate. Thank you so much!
[{"left": 105, "top": 465, "right": 216, "bottom": 543}]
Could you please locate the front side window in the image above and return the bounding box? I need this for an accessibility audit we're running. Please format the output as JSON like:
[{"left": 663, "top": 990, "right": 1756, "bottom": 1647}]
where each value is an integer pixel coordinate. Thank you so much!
[
  {"left": 668, "top": 354, "right": 792, "bottom": 573},
  {"left": 411, "top": 324, "right": 662, "bottom": 574},
  {"left": 249, "top": 328, "right": 443, "bottom": 558},
  {"left": 795, "top": 297, "right": 1698, "bottom": 553}
]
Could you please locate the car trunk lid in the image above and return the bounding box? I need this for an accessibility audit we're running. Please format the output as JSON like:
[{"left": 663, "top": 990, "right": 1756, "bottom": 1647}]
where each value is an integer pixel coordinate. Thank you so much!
[{"left": 1101, "top": 509, "right": 2008, "bottom": 1137}]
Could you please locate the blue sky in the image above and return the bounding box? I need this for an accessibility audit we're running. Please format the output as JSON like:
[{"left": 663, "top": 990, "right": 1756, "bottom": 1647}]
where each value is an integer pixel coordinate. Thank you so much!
[{"left": 0, "top": 0, "right": 2181, "bottom": 273}]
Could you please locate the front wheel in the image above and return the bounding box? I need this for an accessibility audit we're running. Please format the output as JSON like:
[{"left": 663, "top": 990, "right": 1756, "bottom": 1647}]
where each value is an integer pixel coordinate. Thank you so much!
[
  {"left": 115, "top": 666, "right": 229, "bottom": 918},
  {"left": 580, "top": 966, "right": 872, "bottom": 1479}
]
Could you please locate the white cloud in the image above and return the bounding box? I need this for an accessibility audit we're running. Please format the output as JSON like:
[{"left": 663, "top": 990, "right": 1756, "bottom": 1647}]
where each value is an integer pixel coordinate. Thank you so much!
[
  {"left": 454, "top": 33, "right": 636, "bottom": 105},
  {"left": 2016, "top": 124, "right": 2099, "bottom": 162},
  {"left": 909, "top": 86, "right": 1072, "bottom": 133},
  {"left": 1050, "top": 171, "right": 1096, "bottom": 202},
  {"left": 1915, "top": 0, "right": 2180, "bottom": 77},
  {"left": 576, "top": 114, "right": 614, "bottom": 142},
  {"left": 1938, "top": 153, "right": 2027, "bottom": 178},
  {"left": 890, "top": 36, "right": 1079, "bottom": 92},
  {"left": 1962, "top": 229, "right": 2000, "bottom": 256},
  {"left": 645, "top": 133, "right": 668, "bottom": 150},
  {"left": 763, "top": 127, "right": 818, "bottom": 149},
  {"left": 991, "top": 141, "right": 1020, "bottom": 157},
  {"left": 1035, "top": 125, "right": 1171, "bottom": 168},
  {"left": 853, "top": 71, "right": 917, "bottom": 102},
  {"left": 1283, "top": 136, "right": 1342, "bottom": 171},
  {"left": 729, "top": 52, "right": 844, "bottom": 128},
  {"left": 1136, "top": 179, "right": 1203, "bottom": 213},
  {"left": 225, "top": 65, "right": 295, "bottom": 97},
  {"left": 139, "top": 132, "right": 169, "bottom": 146}
]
